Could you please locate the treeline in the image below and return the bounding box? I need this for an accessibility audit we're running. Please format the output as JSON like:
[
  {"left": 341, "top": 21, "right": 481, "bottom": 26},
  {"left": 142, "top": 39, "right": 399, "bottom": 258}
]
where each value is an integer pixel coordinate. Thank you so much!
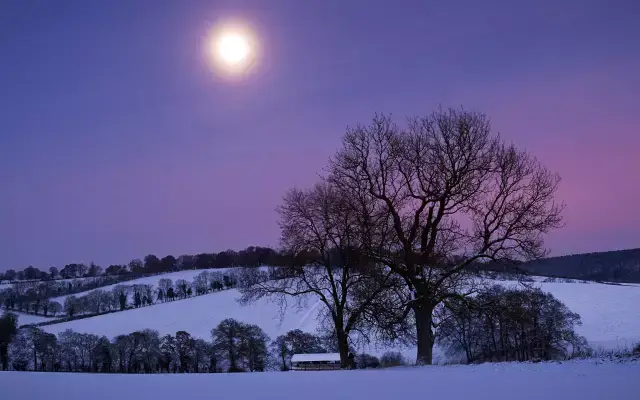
[
  {"left": 1, "top": 317, "right": 270, "bottom": 373},
  {"left": 0, "top": 275, "right": 141, "bottom": 317},
  {"left": 438, "top": 286, "right": 589, "bottom": 364},
  {"left": 0, "top": 314, "right": 402, "bottom": 373},
  {"left": 0, "top": 246, "right": 309, "bottom": 283},
  {"left": 1, "top": 271, "right": 240, "bottom": 323},
  {"left": 518, "top": 248, "right": 640, "bottom": 283},
  {"left": 0, "top": 285, "right": 591, "bottom": 373}
]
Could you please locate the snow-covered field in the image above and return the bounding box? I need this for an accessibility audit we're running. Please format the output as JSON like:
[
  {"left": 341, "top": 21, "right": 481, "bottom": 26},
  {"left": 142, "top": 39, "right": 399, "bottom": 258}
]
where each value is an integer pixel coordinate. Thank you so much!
[
  {"left": 535, "top": 282, "right": 640, "bottom": 350},
  {"left": 1, "top": 360, "right": 638, "bottom": 400},
  {"left": 11, "top": 311, "right": 56, "bottom": 325},
  {"left": 38, "top": 276, "right": 640, "bottom": 363},
  {"left": 43, "top": 288, "right": 320, "bottom": 340}
]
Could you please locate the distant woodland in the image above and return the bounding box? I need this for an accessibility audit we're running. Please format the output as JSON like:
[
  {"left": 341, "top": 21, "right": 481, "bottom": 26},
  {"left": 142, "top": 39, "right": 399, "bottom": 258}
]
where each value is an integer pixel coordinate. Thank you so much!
[
  {"left": 2, "top": 247, "right": 639, "bottom": 288},
  {"left": 517, "top": 248, "right": 640, "bottom": 283}
]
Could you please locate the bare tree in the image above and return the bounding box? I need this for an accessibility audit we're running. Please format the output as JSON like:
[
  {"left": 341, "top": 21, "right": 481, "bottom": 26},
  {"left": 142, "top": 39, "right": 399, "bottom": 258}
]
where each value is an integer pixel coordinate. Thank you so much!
[
  {"left": 239, "top": 182, "right": 395, "bottom": 368},
  {"left": 157, "top": 278, "right": 173, "bottom": 302},
  {"left": 328, "top": 108, "right": 564, "bottom": 364},
  {"left": 175, "top": 279, "right": 190, "bottom": 299}
]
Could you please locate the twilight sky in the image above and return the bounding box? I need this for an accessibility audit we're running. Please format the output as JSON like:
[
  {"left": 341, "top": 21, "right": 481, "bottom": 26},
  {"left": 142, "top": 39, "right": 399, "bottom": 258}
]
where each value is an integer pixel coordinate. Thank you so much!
[{"left": 1, "top": 0, "right": 638, "bottom": 270}]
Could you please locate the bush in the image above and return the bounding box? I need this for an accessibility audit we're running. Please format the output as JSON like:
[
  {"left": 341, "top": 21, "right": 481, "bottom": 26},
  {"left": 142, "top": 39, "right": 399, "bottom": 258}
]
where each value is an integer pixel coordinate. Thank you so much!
[
  {"left": 633, "top": 343, "right": 640, "bottom": 356},
  {"left": 356, "top": 353, "right": 380, "bottom": 369},
  {"left": 379, "top": 351, "right": 405, "bottom": 368}
]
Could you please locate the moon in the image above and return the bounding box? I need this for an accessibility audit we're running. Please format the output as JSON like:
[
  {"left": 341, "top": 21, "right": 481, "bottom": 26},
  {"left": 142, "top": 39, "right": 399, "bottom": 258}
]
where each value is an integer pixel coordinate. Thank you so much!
[
  {"left": 218, "top": 34, "right": 250, "bottom": 65},
  {"left": 206, "top": 21, "right": 258, "bottom": 78}
]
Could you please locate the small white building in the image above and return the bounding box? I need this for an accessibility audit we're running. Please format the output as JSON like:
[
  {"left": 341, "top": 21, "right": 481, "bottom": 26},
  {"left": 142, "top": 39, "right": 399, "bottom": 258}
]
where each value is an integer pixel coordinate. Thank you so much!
[{"left": 291, "top": 353, "right": 341, "bottom": 371}]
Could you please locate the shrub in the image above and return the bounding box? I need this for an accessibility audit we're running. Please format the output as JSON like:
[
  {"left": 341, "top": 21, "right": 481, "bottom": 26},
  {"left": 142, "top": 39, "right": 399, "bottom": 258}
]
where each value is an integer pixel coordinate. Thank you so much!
[
  {"left": 356, "top": 353, "right": 380, "bottom": 369},
  {"left": 379, "top": 351, "right": 406, "bottom": 368}
]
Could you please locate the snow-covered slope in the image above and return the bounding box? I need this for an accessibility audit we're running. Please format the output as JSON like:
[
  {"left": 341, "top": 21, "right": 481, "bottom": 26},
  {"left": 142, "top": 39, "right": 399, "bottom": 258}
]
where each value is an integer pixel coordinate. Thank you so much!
[
  {"left": 1, "top": 360, "right": 638, "bottom": 400},
  {"left": 12, "top": 311, "right": 57, "bottom": 326},
  {"left": 40, "top": 275, "right": 640, "bottom": 361},
  {"left": 535, "top": 282, "right": 640, "bottom": 350},
  {"left": 43, "top": 288, "right": 321, "bottom": 340}
]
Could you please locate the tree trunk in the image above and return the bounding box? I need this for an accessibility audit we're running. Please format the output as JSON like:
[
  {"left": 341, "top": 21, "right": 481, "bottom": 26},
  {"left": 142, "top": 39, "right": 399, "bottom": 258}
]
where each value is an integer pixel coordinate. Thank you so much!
[
  {"left": 334, "top": 313, "right": 351, "bottom": 369},
  {"left": 0, "top": 345, "right": 8, "bottom": 371},
  {"left": 337, "top": 331, "right": 350, "bottom": 369},
  {"left": 414, "top": 302, "right": 435, "bottom": 365}
]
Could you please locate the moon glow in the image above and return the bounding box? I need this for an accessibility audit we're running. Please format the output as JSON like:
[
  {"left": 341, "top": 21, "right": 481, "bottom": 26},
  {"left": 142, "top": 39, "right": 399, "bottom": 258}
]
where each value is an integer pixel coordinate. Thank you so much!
[{"left": 206, "top": 21, "right": 258, "bottom": 79}]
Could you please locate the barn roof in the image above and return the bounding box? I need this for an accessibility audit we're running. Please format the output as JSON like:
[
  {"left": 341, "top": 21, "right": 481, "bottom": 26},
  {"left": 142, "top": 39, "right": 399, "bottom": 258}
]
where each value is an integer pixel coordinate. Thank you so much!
[{"left": 291, "top": 353, "right": 341, "bottom": 362}]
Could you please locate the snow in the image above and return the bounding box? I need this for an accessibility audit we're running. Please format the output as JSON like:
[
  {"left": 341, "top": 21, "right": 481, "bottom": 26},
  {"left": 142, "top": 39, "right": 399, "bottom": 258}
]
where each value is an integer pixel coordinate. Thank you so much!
[
  {"left": 11, "top": 311, "right": 57, "bottom": 326},
  {"left": 43, "top": 288, "right": 320, "bottom": 340},
  {"left": 0, "top": 360, "right": 638, "bottom": 400},
  {"left": 529, "top": 281, "right": 640, "bottom": 350},
  {"left": 41, "top": 277, "right": 640, "bottom": 360},
  {"left": 292, "top": 353, "right": 341, "bottom": 362}
]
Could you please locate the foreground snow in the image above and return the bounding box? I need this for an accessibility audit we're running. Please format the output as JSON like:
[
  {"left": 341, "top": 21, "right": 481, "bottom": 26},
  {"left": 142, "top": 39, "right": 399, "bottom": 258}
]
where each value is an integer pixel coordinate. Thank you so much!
[{"left": 1, "top": 360, "right": 638, "bottom": 400}]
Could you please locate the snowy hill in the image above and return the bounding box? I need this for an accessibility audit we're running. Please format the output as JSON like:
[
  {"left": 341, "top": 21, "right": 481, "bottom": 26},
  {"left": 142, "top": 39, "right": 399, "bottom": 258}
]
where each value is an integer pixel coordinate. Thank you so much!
[
  {"left": 530, "top": 281, "right": 640, "bottom": 350},
  {"left": 1, "top": 359, "right": 638, "bottom": 400},
  {"left": 10, "top": 311, "right": 57, "bottom": 325},
  {"left": 35, "top": 270, "right": 640, "bottom": 363},
  {"left": 43, "top": 287, "right": 320, "bottom": 340}
]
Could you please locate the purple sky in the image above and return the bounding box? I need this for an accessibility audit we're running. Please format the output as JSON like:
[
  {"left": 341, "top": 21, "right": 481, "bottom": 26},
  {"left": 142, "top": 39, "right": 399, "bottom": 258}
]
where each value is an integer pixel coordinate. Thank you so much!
[{"left": 1, "top": 0, "right": 638, "bottom": 270}]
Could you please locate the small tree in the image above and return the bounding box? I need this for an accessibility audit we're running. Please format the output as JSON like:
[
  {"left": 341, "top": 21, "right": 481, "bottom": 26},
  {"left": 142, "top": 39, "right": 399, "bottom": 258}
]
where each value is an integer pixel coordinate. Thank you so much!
[
  {"left": 158, "top": 279, "right": 173, "bottom": 302},
  {"left": 64, "top": 296, "right": 78, "bottom": 318},
  {"left": 0, "top": 312, "right": 19, "bottom": 370},
  {"left": 212, "top": 318, "right": 244, "bottom": 372},
  {"left": 175, "top": 331, "right": 194, "bottom": 373},
  {"left": 240, "top": 182, "right": 397, "bottom": 368},
  {"left": 239, "top": 324, "right": 269, "bottom": 372},
  {"left": 175, "top": 279, "right": 189, "bottom": 299},
  {"left": 49, "top": 301, "right": 62, "bottom": 317}
]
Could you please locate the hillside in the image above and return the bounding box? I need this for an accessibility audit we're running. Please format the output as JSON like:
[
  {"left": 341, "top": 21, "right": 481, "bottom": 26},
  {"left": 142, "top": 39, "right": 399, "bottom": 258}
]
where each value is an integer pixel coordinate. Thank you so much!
[
  {"left": 42, "top": 288, "right": 320, "bottom": 340},
  {"left": 1, "top": 359, "right": 638, "bottom": 400},
  {"left": 10, "top": 311, "right": 56, "bottom": 325},
  {"left": 518, "top": 248, "right": 640, "bottom": 283},
  {"left": 35, "top": 272, "right": 640, "bottom": 362}
]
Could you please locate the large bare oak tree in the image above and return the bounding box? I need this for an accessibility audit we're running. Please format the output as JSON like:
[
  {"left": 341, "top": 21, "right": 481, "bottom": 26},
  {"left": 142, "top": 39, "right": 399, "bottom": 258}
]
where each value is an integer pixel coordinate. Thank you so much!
[{"left": 328, "top": 108, "right": 564, "bottom": 364}]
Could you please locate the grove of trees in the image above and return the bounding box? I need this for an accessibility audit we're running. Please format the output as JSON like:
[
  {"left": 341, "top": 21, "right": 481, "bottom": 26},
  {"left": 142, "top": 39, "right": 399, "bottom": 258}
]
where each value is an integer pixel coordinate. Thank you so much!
[
  {"left": 1, "top": 313, "right": 340, "bottom": 373},
  {"left": 1, "top": 317, "right": 269, "bottom": 373},
  {"left": 240, "top": 108, "right": 565, "bottom": 365},
  {"left": 437, "top": 286, "right": 588, "bottom": 363}
]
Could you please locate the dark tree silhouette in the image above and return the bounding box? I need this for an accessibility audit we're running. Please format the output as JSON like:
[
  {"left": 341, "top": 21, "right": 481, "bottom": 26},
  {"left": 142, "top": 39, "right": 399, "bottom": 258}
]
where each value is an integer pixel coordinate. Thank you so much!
[
  {"left": 240, "top": 182, "right": 397, "bottom": 368},
  {"left": 327, "top": 109, "right": 564, "bottom": 364},
  {"left": 0, "top": 312, "right": 18, "bottom": 370}
]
